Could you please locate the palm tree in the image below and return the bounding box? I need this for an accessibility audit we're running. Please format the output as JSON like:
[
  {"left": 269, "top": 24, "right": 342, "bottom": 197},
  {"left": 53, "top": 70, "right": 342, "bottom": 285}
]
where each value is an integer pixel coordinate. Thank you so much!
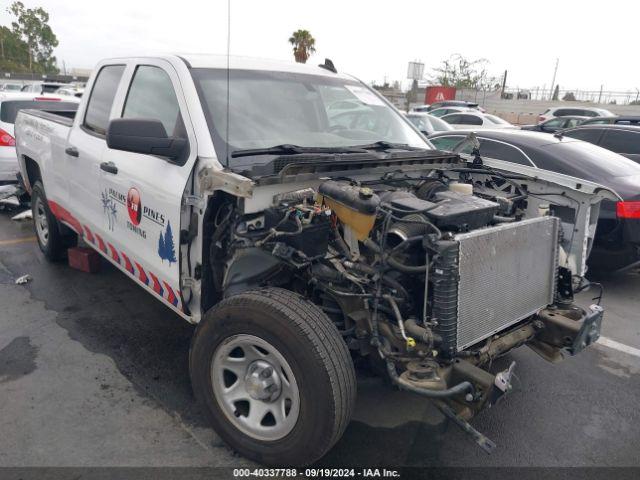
[{"left": 288, "top": 29, "right": 316, "bottom": 64}]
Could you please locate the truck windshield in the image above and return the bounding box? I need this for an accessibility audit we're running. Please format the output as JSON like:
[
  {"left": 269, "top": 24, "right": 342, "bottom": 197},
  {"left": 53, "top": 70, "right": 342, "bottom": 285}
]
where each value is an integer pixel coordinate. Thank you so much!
[{"left": 191, "top": 68, "right": 429, "bottom": 168}]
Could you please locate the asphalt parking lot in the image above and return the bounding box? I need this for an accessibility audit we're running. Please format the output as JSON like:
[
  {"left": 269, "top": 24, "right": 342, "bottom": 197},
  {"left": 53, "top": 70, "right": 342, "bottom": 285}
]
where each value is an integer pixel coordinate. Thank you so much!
[{"left": 1, "top": 209, "right": 639, "bottom": 468}]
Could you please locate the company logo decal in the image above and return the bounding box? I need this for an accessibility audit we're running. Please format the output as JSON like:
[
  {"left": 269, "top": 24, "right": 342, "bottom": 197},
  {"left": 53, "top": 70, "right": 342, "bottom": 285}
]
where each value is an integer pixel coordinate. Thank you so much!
[
  {"left": 127, "top": 187, "right": 142, "bottom": 226},
  {"left": 102, "top": 186, "right": 168, "bottom": 241}
]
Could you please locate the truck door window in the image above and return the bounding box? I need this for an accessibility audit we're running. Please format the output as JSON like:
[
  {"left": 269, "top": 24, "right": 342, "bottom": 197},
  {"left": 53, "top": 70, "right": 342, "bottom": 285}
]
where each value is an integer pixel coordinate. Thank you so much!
[
  {"left": 123, "top": 66, "right": 184, "bottom": 138},
  {"left": 83, "top": 65, "right": 126, "bottom": 136}
]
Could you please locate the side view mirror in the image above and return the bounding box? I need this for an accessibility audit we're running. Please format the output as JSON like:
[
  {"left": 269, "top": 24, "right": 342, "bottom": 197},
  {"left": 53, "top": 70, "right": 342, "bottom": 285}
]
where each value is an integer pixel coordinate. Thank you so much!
[{"left": 106, "top": 118, "right": 187, "bottom": 161}]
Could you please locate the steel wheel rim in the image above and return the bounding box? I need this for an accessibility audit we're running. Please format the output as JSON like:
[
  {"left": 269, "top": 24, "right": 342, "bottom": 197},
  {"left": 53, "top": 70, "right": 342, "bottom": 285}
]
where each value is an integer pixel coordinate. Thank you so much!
[
  {"left": 211, "top": 334, "right": 300, "bottom": 441},
  {"left": 34, "top": 197, "right": 49, "bottom": 246}
]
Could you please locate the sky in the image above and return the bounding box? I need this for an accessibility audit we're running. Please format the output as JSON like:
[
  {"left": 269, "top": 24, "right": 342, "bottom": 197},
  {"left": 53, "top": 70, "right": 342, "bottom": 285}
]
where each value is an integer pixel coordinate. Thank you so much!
[{"left": 1, "top": 0, "right": 639, "bottom": 92}]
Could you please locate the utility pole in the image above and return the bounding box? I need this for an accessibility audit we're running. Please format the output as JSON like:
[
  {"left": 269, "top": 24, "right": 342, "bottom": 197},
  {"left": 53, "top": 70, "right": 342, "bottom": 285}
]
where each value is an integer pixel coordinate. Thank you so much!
[
  {"left": 500, "top": 69, "right": 507, "bottom": 99},
  {"left": 549, "top": 58, "right": 559, "bottom": 101},
  {"left": 598, "top": 84, "right": 603, "bottom": 104}
]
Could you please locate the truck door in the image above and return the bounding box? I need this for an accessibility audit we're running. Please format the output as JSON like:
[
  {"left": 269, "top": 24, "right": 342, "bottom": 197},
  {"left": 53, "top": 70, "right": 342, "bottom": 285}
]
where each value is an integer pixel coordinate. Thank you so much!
[
  {"left": 64, "top": 64, "right": 126, "bottom": 241},
  {"left": 98, "top": 61, "right": 197, "bottom": 314}
]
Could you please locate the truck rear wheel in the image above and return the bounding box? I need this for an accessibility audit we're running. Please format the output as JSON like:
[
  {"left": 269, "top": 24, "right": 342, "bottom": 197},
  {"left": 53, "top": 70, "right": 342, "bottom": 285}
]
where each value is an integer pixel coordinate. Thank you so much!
[
  {"left": 31, "top": 181, "right": 76, "bottom": 261},
  {"left": 190, "top": 287, "right": 356, "bottom": 466}
]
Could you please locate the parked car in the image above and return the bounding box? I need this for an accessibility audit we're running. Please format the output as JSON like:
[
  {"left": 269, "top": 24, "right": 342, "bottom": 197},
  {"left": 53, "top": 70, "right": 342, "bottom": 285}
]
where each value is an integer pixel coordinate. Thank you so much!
[
  {"left": 56, "top": 87, "right": 85, "bottom": 98},
  {"left": 410, "top": 104, "right": 430, "bottom": 112},
  {"left": 14, "top": 54, "right": 609, "bottom": 465},
  {"left": 20, "top": 82, "right": 68, "bottom": 94},
  {"left": 0, "top": 93, "right": 79, "bottom": 184},
  {"left": 537, "top": 106, "right": 614, "bottom": 124},
  {"left": 521, "top": 116, "right": 588, "bottom": 133},
  {"left": 405, "top": 112, "right": 453, "bottom": 135},
  {"left": 427, "top": 100, "right": 482, "bottom": 111},
  {"left": 429, "top": 129, "right": 640, "bottom": 271},
  {"left": 0, "top": 83, "right": 23, "bottom": 92},
  {"left": 441, "top": 111, "right": 517, "bottom": 130},
  {"left": 581, "top": 116, "right": 640, "bottom": 126},
  {"left": 561, "top": 124, "right": 640, "bottom": 163},
  {"left": 429, "top": 106, "right": 477, "bottom": 117}
]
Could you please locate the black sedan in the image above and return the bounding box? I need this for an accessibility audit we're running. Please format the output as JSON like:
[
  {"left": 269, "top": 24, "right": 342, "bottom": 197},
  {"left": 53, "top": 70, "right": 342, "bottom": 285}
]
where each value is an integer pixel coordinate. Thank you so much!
[
  {"left": 561, "top": 124, "right": 640, "bottom": 163},
  {"left": 581, "top": 116, "right": 640, "bottom": 126},
  {"left": 428, "top": 129, "right": 640, "bottom": 271},
  {"left": 521, "top": 116, "right": 587, "bottom": 133}
]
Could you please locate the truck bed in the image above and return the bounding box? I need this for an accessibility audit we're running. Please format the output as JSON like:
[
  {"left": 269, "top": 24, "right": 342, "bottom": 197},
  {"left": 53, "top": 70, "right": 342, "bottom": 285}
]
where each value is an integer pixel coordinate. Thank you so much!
[
  {"left": 15, "top": 108, "right": 77, "bottom": 192},
  {"left": 20, "top": 108, "right": 77, "bottom": 127}
]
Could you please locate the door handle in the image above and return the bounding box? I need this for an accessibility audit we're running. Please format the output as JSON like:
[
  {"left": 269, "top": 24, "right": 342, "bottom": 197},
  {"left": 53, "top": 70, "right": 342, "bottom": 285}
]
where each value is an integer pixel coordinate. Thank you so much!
[
  {"left": 100, "top": 161, "right": 118, "bottom": 174},
  {"left": 65, "top": 146, "right": 79, "bottom": 157}
]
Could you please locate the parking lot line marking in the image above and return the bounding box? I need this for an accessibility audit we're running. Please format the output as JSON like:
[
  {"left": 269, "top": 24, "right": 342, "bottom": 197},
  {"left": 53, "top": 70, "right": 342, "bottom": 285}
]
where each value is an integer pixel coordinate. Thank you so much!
[
  {"left": 0, "top": 236, "right": 37, "bottom": 246},
  {"left": 597, "top": 336, "right": 640, "bottom": 358}
]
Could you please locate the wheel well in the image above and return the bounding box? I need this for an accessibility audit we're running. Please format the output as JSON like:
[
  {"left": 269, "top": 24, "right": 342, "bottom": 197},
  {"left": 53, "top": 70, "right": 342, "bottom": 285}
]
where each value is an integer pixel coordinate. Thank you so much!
[
  {"left": 23, "top": 155, "right": 42, "bottom": 191},
  {"left": 200, "top": 192, "right": 235, "bottom": 313}
]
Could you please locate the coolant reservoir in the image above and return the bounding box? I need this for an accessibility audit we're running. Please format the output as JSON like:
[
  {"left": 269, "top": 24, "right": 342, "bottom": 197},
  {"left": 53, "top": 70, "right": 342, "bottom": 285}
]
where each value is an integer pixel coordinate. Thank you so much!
[
  {"left": 449, "top": 182, "right": 473, "bottom": 196},
  {"left": 317, "top": 180, "right": 380, "bottom": 240}
]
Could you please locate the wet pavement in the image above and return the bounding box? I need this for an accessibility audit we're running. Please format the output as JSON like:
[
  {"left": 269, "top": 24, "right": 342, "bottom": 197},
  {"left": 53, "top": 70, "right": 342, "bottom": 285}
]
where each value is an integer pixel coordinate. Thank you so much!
[{"left": 0, "top": 209, "right": 639, "bottom": 467}]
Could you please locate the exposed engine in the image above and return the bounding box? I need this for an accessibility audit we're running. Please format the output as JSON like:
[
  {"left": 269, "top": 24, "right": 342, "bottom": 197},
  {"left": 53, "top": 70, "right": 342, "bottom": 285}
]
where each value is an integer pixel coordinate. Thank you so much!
[{"left": 207, "top": 168, "right": 603, "bottom": 452}]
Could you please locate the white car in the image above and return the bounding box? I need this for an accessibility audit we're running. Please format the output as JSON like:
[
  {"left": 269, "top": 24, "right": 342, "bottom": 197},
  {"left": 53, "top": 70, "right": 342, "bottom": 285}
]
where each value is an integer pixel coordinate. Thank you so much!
[
  {"left": 410, "top": 104, "right": 430, "bottom": 112},
  {"left": 441, "top": 111, "right": 517, "bottom": 130},
  {"left": 405, "top": 112, "right": 454, "bottom": 135},
  {"left": 0, "top": 83, "right": 24, "bottom": 92},
  {"left": 56, "top": 87, "right": 85, "bottom": 98},
  {"left": 0, "top": 92, "right": 79, "bottom": 183},
  {"left": 20, "top": 82, "right": 68, "bottom": 94},
  {"left": 428, "top": 106, "right": 477, "bottom": 118},
  {"left": 537, "top": 106, "right": 614, "bottom": 124}
]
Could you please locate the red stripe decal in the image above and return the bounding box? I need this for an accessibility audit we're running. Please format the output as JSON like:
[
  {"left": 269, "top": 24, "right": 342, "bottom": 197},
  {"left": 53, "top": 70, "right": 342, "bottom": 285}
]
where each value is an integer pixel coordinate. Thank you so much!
[
  {"left": 135, "top": 262, "right": 149, "bottom": 286},
  {"left": 107, "top": 243, "right": 120, "bottom": 264},
  {"left": 94, "top": 233, "right": 107, "bottom": 254},
  {"left": 149, "top": 272, "right": 164, "bottom": 296},
  {"left": 47, "top": 200, "right": 82, "bottom": 235},
  {"left": 121, "top": 252, "right": 135, "bottom": 274},
  {"left": 163, "top": 281, "right": 178, "bottom": 307},
  {"left": 83, "top": 225, "right": 95, "bottom": 244}
]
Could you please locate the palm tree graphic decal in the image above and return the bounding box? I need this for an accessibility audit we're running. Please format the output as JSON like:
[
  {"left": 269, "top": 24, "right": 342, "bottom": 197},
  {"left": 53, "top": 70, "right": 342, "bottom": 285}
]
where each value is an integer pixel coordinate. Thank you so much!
[
  {"left": 158, "top": 221, "right": 177, "bottom": 265},
  {"left": 101, "top": 190, "right": 117, "bottom": 231}
]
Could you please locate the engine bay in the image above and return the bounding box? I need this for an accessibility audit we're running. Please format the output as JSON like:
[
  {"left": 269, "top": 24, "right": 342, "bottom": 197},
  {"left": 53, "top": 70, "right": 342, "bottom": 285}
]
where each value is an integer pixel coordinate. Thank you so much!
[{"left": 201, "top": 161, "right": 606, "bottom": 452}]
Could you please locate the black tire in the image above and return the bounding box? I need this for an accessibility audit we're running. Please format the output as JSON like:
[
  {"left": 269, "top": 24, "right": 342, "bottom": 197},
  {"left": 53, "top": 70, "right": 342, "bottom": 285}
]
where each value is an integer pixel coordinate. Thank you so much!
[
  {"left": 190, "top": 287, "right": 356, "bottom": 466},
  {"left": 31, "top": 181, "right": 76, "bottom": 261}
]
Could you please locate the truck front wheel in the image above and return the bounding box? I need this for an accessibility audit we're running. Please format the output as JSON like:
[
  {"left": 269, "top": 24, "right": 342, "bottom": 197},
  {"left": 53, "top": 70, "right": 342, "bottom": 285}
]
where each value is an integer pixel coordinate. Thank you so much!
[
  {"left": 31, "top": 181, "right": 76, "bottom": 261},
  {"left": 190, "top": 287, "right": 356, "bottom": 466}
]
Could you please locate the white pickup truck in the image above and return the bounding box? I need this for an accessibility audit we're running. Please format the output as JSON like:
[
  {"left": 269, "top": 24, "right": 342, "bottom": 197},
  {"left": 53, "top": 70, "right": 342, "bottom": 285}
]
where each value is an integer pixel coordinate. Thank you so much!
[{"left": 15, "top": 54, "right": 614, "bottom": 466}]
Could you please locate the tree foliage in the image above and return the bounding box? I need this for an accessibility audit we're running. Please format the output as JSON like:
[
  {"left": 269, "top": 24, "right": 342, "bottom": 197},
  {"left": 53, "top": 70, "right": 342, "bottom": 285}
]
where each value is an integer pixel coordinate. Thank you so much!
[
  {"left": 429, "top": 54, "right": 497, "bottom": 91},
  {"left": 1, "top": 1, "right": 58, "bottom": 73},
  {"left": 288, "top": 29, "right": 316, "bottom": 64}
]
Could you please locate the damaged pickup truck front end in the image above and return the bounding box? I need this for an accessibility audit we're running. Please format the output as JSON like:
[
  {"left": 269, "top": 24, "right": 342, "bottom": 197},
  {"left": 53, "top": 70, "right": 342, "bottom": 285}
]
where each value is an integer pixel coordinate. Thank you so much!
[{"left": 201, "top": 142, "right": 613, "bottom": 453}]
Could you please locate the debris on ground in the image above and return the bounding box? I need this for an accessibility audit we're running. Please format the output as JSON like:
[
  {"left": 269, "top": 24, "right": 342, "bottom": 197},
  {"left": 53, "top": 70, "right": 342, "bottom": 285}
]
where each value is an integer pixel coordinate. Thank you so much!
[
  {"left": 0, "top": 196, "right": 20, "bottom": 207},
  {"left": 15, "top": 274, "right": 32, "bottom": 285},
  {"left": 11, "top": 210, "right": 32, "bottom": 221},
  {"left": 0, "top": 184, "right": 19, "bottom": 200}
]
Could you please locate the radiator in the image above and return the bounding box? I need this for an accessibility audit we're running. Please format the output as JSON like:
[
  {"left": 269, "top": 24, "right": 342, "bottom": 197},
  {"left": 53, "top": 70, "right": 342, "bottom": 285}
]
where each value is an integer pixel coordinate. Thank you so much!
[{"left": 432, "top": 216, "right": 559, "bottom": 354}]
